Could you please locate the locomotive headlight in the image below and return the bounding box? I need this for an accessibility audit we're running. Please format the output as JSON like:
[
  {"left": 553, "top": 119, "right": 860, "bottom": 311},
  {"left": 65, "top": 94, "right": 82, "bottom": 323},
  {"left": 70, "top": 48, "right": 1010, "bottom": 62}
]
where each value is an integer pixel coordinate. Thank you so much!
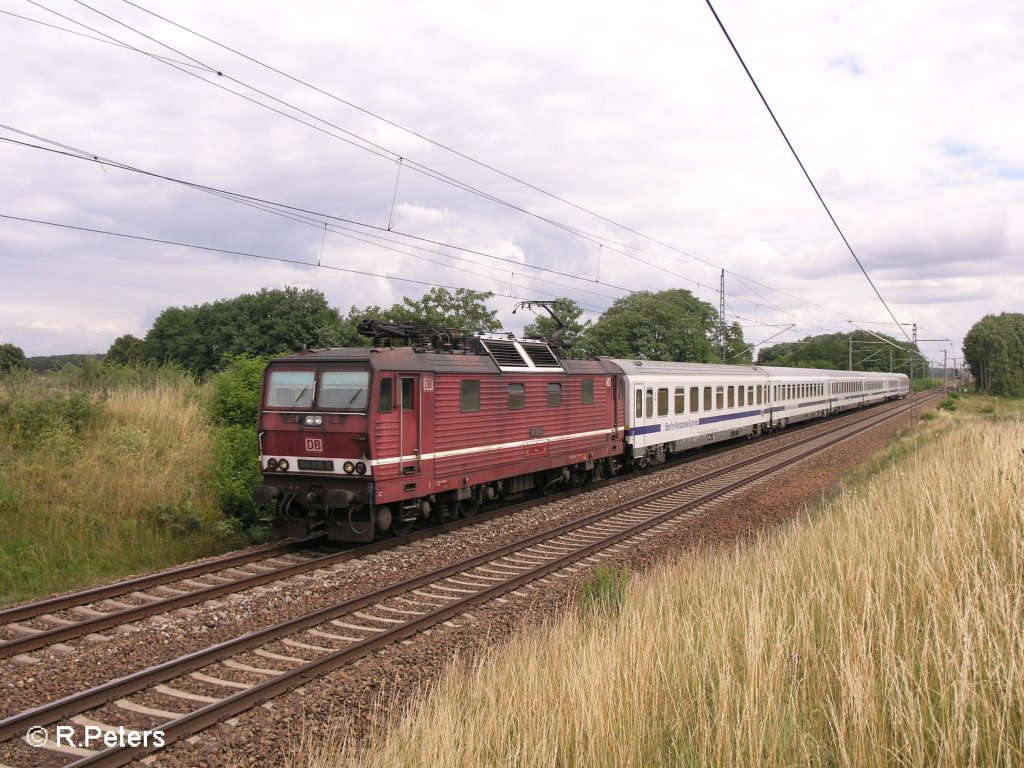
[
  {"left": 343, "top": 461, "right": 355, "bottom": 475},
  {"left": 303, "top": 414, "right": 323, "bottom": 426},
  {"left": 278, "top": 459, "right": 290, "bottom": 471},
  {"left": 266, "top": 458, "right": 279, "bottom": 471},
  {"left": 355, "top": 462, "right": 367, "bottom": 475}
]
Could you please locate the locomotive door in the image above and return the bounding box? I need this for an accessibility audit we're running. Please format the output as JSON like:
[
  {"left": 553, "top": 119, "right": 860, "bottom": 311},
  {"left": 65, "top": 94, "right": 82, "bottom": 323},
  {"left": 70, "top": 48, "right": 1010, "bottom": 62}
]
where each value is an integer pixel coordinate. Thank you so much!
[{"left": 398, "top": 376, "right": 421, "bottom": 474}]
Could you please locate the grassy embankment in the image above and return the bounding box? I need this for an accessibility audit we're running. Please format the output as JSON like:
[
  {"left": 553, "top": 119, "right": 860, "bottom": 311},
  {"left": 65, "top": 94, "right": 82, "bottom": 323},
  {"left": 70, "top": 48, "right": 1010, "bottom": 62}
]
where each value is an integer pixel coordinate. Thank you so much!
[
  {"left": 0, "top": 365, "right": 244, "bottom": 604},
  {"left": 300, "top": 393, "right": 1023, "bottom": 768}
]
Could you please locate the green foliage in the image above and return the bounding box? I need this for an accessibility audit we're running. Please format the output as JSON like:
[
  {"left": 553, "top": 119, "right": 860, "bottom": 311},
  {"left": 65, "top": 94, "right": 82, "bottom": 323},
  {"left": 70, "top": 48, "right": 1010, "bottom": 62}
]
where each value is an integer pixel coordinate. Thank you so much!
[
  {"left": 210, "top": 424, "right": 262, "bottom": 523},
  {"left": 963, "top": 312, "right": 1024, "bottom": 396},
  {"left": 521, "top": 298, "right": 590, "bottom": 349},
  {"left": 938, "top": 397, "right": 959, "bottom": 412},
  {"left": 0, "top": 343, "right": 27, "bottom": 373},
  {"left": 757, "top": 331, "right": 926, "bottom": 373},
  {"left": 105, "top": 333, "right": 146, "bottom": 365},
  {"left": 208, "top": 355, "right": 269, "bottom": 427},
  {"left": 921, "top": 411, "right": 938, "bottom": 422},
  {"left": 0, "top": 390, "right": 101, "bottom": 451},
  {"left": 573, "top": 289, "right": 732, "bottom": 362},
  {"left": 912, "top": 377, "right": 941, "bottom": 392},
  {"left": 353, "top": 287, "right": 501, "bottom": 334},
  {"left": 206, "top": 356, "right": 269, "bottom": 523},
  {"left": 23, "top": 354, "right": 101, "bottom": 373},
  {"left": 579, "top": 563, "right": 630, "bottom": 620},
  {"left": 143, "top": 286, "right": 345, "bottom": 374}
]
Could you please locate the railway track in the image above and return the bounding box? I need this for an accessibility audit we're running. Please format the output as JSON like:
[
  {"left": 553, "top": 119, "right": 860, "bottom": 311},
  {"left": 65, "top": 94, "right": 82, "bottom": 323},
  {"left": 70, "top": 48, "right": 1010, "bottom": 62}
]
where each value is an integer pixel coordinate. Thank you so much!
[
  {"left": 0, "top": 392, "right": 936, "bottom": 767},
  {"left": 1, "top": 393, "right": 923, "bottom": 662}
]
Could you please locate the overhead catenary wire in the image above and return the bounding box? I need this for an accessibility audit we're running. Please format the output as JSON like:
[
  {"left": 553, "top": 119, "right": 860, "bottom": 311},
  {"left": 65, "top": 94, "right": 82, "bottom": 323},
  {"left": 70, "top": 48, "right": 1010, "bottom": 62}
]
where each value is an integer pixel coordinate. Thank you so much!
[
  {"left": 17, "top": 0, "right": 910, "bottom": 332},
  {"left": 703, "top": 0, "right": 913, "bottom": 345}
]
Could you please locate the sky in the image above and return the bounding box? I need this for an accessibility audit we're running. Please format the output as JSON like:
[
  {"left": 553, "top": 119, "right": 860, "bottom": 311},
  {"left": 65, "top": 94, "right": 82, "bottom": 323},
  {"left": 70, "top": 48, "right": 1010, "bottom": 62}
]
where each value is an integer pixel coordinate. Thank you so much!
[{"left": 2, "top": 0, "right": 1022, "bottom": 370}]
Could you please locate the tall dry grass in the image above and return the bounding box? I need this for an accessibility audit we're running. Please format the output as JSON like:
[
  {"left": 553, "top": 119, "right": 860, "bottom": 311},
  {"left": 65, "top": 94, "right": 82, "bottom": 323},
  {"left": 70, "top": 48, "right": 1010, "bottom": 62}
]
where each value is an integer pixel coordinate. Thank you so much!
[
  {"left": 299, "top": 415, "right": 1023, "bottom": 768},
  {"left": 0, "top": 370, "right": 239, "bottom": 603}
]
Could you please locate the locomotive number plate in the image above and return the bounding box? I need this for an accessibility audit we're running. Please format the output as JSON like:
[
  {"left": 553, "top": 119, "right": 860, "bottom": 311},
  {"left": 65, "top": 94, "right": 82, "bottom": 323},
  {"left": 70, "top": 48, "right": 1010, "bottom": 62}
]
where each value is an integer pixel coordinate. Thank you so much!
[
  {"left": 298, "top": 459, "right": 334, "bottom": 471},
  {"left": 305, "top": 438, "right": 324, "bottom": 452}
]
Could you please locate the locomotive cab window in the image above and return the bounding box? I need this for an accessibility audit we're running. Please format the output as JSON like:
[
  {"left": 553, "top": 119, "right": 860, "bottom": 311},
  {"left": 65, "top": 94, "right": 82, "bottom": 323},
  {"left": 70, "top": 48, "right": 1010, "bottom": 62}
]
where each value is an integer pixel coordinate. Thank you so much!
[
  {"left": 508, "top": 383, "right": 525, "bottom": 410},
  {"left": 266, "top": 369, "right": 315, "bottom": 408},
  {"left": 461, "top": 380, "right": 480, "bottom": 413},
  {"left": 400, "top": 378, "right": 415, "bottom": 410},
  {"left": 582, "top": 379, "right": 595, "bottom": 404},
  {"left": 378, "top": 377, "right": 394, "bottom": 412},
  {"left": 548, "top": 383, "right": 562, "bottom": 407},
  {"left": 318, "top": 371, "right": 370, "bottom": 410}
]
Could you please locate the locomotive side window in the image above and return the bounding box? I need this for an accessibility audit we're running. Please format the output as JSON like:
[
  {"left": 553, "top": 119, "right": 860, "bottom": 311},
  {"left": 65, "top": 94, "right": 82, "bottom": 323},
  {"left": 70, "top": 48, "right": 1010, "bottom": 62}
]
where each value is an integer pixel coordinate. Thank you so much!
[
  {"left": 267, "top": 370, "right": 315, "bottom": 408},
  {"left": 689, "top": 386, "right": 699, "bottom": 412},
  {"left": 582, "top": 379, "right": 595, "bottom": 404},
  {"left": 378, "top": 377, "right": 393, "bottom": 412},
  {"left": 548, "top": 383, "right": 562, "bottom": 407},
  {"left": 675, "top": 387, "right": 685, "bottom": 413},
  {"left": 703, "top": 386, "right": 712, "bottom": 411},
  {"left": 461, "top": 380, "right": 480, "bottom": 412},
  {"left": 400, "top": 378, "right": 414, "bottom": 410},
  {"left": 635, "top": 389, "right": 643, "bottom": 418},
  {"left": 319, "top": 371, "right": 369, "bottom": 410},
  {"left": 508, "top": 383, "right": 525, "bottom": 410},
  {"left": 657, "top": 388, "right": 668, "bottom": 416}
]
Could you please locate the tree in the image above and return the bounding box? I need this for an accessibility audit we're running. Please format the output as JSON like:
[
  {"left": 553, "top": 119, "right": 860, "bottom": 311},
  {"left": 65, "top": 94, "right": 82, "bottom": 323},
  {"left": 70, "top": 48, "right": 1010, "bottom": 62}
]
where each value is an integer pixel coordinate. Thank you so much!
[
  {"left": 105, "top": 334, "right": 146, "bottom": 365},
  {"left": 0, "top": 343, "right": 27, "bottom": 373},
  {"left": 963, "top": 312, "right": 1024, "bottom": 395},
  {"left": 370, "top": 287, "right": 501, "bottom": 331},
  {"left": 757, "top": 331, "right": 926, "bottom": 373},
  {"left": 142, "top": 287, "right": 346, "bottom": 375},
  {"left": 574, "top": 289, "right": 731, "bottom": 362},
  {"left": 521, "top": 298, "right": 590, "bottom": 351}
]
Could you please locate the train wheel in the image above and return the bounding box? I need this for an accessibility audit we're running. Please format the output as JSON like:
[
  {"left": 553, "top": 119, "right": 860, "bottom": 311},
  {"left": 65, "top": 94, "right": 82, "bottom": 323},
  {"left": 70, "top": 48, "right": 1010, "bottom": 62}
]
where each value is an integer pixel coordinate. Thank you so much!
[
  {"left": 388, "top": 518, "right": 414, "bottom": 537},
  {"left": 458, "top": 498, "right": 480, "bottom": 519}
]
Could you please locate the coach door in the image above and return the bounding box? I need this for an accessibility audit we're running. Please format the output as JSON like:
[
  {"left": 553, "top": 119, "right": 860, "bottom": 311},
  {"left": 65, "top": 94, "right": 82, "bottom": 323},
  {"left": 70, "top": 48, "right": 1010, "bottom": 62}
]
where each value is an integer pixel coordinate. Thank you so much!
[
  {"left": 632, "top": 384, "right": 653, "bottom": 449},
  {"left": 398, "top": 376, "right": 421, "bottom": 475}
]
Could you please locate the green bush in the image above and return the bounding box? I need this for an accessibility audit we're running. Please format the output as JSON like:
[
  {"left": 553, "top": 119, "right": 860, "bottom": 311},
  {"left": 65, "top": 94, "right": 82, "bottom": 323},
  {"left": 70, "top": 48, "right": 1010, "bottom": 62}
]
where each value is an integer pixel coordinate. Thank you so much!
[
  {"left": 211, "top": 424, "right": 262, "bottom": 523},
  {"left": 208, "top": 355, "right": 269, "bottom": 427},
  {"left": 938, "top": 397, "right": 959, "bottom": 412},
  {"left": 0, "top": 391, "right": 102, "bottom": 451},
  {"left": 921, "top": 411, "right": 938, "bottom": 422}
]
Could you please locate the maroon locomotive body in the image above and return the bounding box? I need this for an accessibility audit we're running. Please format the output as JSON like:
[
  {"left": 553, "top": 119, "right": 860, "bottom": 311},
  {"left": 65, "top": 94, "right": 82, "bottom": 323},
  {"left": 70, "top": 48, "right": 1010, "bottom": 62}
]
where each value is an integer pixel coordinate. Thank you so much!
[{"left": 254, "top": 337, "right": 625, "bottom": 541}]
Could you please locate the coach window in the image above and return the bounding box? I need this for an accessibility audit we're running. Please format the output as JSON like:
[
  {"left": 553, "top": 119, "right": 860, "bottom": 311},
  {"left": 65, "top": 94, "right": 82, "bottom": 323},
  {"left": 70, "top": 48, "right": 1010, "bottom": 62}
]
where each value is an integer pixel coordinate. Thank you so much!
[
  {"left": 548, "top": 382, "right": 562, "bottom": 407},
  {"left": 378, "top": 377, "right": 394, "bottom": 412},
  {"left": 675, "top": 387, "right": 685, "bottom": 414},
  {"left": 657, "top": 388, "right": 669, "bottom": 417},
  {"left": 646, "top": 388, "right": 654, "bottom": 418},
  {"left": 461, "top": 380, "right": 480, "bottom": 413},
  {"left": 635, "top": 389, "right": 643, "bottom": 418},
  {"left": 756, "top": 385, "right": 762, "bottom": 405},
  {"left": 689, "top": 386, "right": 699, "bottom": 413},
  {"left": 508, "top": 383, "right": 525, "bottom": 410},
  {"left": 703, "top": 386, "right": 713, "bottom": 411},
  {"left": 727, "top": 386, "right": 735, "bottom": 408},
  {"left": 716, "top": 386, "right": 724, "bottom": 410},
  {"left": 738, "top": 386, "right": 745, "bottom": 407},
  {"left": 582, "top": 379, "right": 595, "bottom": 405},
  {"left": 401, "top": 378, "right": 415, "bottom": 410}
]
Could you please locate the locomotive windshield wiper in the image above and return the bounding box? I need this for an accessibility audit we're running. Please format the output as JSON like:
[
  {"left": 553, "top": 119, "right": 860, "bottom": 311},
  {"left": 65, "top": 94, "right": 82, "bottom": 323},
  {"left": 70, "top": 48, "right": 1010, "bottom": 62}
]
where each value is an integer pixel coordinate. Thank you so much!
[{"left": 292, "top": 381, "right": 315, "bottom": 407}]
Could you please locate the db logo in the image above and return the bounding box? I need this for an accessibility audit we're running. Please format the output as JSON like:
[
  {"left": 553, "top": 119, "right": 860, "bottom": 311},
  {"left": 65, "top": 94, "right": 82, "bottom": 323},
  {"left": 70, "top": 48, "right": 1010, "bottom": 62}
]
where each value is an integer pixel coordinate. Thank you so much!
[{"left": 305, "top": 438, "right": 323, "bottom": 452}]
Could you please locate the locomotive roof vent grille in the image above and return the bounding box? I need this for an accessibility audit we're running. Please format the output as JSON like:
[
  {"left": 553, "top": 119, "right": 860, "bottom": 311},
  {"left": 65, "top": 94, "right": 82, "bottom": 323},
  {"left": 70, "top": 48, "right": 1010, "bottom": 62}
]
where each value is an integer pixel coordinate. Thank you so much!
[
  {"left": 519, "top": 341, "right": 563, "bottom": 369},
  {"left": 479, "top": 338, "right": 563, "bottom": 372}
]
